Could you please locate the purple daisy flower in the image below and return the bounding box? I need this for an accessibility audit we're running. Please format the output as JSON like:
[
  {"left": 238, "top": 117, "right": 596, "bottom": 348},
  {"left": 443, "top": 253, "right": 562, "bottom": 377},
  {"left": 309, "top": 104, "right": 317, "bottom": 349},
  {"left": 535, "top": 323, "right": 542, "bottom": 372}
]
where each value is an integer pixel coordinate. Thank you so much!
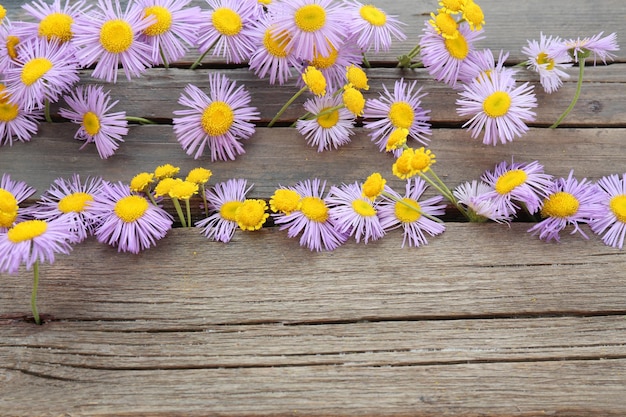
[
  {"left": 0, "top": 20, "right": 31, "bottom": 75},
  {"left": 453, "top": 180, "right": 511, "bottom": 223},
  {"left": 521, "top": 33, "right": 573, "bottom": 94},
  {"left": 590, "top": 173, "right": 626, "bottom": 249},
  {"left": 272, "top": 178, "right": 348, "bottom": 251},
  {"left": 136, "top": 0, "right": 203, "bottom": 66},
  {"left": 378, "top": 178, "right": 446, "bottom": 248},
  {"left": 21, "top": 0, "right": 89, "bottom": 44},
  {"left": 456, "top": 70, "right": 537, "bottom": 145},
  {"left": 3, "top": 37, "right": 79, "bottom": 111},
  {"left": 326, "top": 181, "right": 384, "bottom": 244},
  {"left": 419, "top": 21, "right": 484, "bottom": 88},
  {"left": 58, "top": 85, "right": 129, "bottom": 159},
  {"left": 27, "top": 174, "right": 104, "bottom": 243},
  {"left": 458, "top": 49, "right": 517, "bottom": 88},
  {"left": 195, "top": 0, "right": 259, "bottom": 65},
  {"left": 91, "top": 181, "right": 173, "bottom": 253},
  {"left": 248, "top": 13, "right": 300, "bottom": 85},
  {"left": 269, "top": 0, "right": 350, "bottom": 62},
  {"left": 0, "top": 84, "right": 44, "bottom": 146},
  {"left": 295, "top": 93, "right": 355, "bottom": 152},
  {"left": 195, "top": 178, "right": 253, "bottom": 243},
  {"left": 363, "top": 78, "right": 431, "bottom": 153},
  {"left": 560, "top": 32, "right": 619, "bottom": 65},
  {"left": 343, "top": 0, "right": 406, "bottom": 54},
  {"left": 528, "top": 170, "right": 604, "bottom": 242},
  {"left": 0, "top": 217, "right": 74, "bottom": 274},
  {"left": 72, "top": 0, "right": 156, "bottom": 83},
  {"left": 0, "top": 173, "right": 36, "bottom": 230},
  {"left": 478, "top": 160, "right": 554, "bottom": 217},
  {"left": 173, "top": 73, "right": 260, "bottom": 161},
  {"left": 303, "top": 35, "right": 363, "bottom": 92}
]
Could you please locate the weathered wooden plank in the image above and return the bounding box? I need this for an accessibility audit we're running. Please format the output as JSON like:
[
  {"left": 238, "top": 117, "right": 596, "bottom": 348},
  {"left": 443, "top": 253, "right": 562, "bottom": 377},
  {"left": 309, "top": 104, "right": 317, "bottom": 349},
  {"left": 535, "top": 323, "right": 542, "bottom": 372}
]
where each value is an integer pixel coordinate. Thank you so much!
[
  {"left": 2, "top": 358, "right": 626, "bottom": 416},
  {"left": 3, "top": 316, "right": 626, "bottom": 368},
  {"left": 2, "top": 125, "right": 625, "bottom": 202},
  {"left": 2, "top": 225, "right": 625, "bottom": 324}
]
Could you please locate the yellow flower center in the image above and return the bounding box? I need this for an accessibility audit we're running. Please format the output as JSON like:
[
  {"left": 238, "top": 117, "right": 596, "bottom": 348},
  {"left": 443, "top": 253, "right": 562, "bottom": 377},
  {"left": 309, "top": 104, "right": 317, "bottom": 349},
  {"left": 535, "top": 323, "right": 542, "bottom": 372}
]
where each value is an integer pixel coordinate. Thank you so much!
[
  {"left": 263, "top": 27, "right": 290, "bottom": 57},
  {"left": 21, "top": 57, "right": 53, "bottom": 86},
  {"left": 58, "top": 192, "right": 93, "bottom": 213},
  {"left": 444, "top": 33, "right": 469, "bottom": 59},
  {"left": 154, "top": 177, "right": 179, "bottom": 197},
  {"left": 0, "top": 189, "right": 18, "bottom": 228},
  {"left": 311, "top": 44, "right": 338, "bottom": 69},
  {"left": 186, "top": 168, "right": 212, "bottom": 184},
  {"left": 317, "top": 107, "right": 339, "bottom": 128},
  {"left": 362, "top": 172, "right": 386, "bottom": 200},
  {"left": 495, "top": 169, "right": 528, "bottom": 195},
  {"left": 536, "top": 52, "right": 555, "bottom": 70},
  {"left": 463, "top": 0, "right": 484, "bottom": 30},
  {"left": 431, "top": 12, "right": 458, "bottom": 39},
  {"left": 38, "top": 12, "right": 74, "bottom": 42},
  {"left": 0, "top": 101, "right": 18, "bottom": 122},
  {"left": 388, "top": 101, "right": 414, "bottom": 129},
  {"left": 483, "top": 91, "right": 512, "bottom": 118},
  {"left": 386, "top": 128, "right": 408, "bottom": 152},
  {"left": 100, "top": 19, "right": 134, "bottom": 54},
  {"left": 440, "top": 0, "right": 464, "bottom": 13},
  {"left": 235, "top": 199, "right": 268, "bottom": 231},
  {"left": 294, "top": 4, "right": 326, "bottom": 32},
  {"left": 82, "top": 111, "right": 101, "bottom": 136},
  {"left": 130, "top": 172, "right": 154, "bottom": 192},
  {"left": 220, "top": 201, "right": 242, "bottom": 221},
  {"left": 114, "top": 195, "right": 149, "bottom": 223},
  {"left": 270, "top": 189, "right": 301, "bottom": 214},
  {"left": 395, "top": 198, "right": 421, "bottom": 223},
  {"left": 7, "top": 220, "right": 48, "bottom": 243},
  {"left": 6, "top": 35, "right": 19, "bottom": 61},
  {"left": 392, "top": 148, "right": 415, "bottom": 179},
  {"left": 212, "top": 7, "right": 243, "bottom": 36},
  {"left": 302, "top": 66, "right": 326, "bottom": 96},
  {"left": 352, "top": 199, "right": 376, "bottom": 217},
  {"left": 143, "top": 6, "right": 173, "bottom": 36},
  {"left": 0, "top": 5, "right": 5, "bottom": 20},
  {"left": 154, "top": 164, "right": 180, "bottom": 179},
  {"left": 609, "top": 195, "right": 626, "bottom": 223},
  {"left": 410, "top": 147, "right": 435, "bottom": 172},
  {"left": 169, "top": 180, "right": 198, "bottom": 200},
  {"left": 346, "top": 65, "right": 369, "bottom": 90},
  {"left": 201, "top": 101, "right": 235, "bottom": 136},
  {"left": 359, "top": 5, "right": 386, "bottom": 26},
  {"left": 343, "top": 87, "right": 365, "bottom": 117},
  {"left": 300, "top": 196, "right": 328, "bottom": 222},
  {"left": 541, "top": 191, "right": 579, "bottom": 218}
]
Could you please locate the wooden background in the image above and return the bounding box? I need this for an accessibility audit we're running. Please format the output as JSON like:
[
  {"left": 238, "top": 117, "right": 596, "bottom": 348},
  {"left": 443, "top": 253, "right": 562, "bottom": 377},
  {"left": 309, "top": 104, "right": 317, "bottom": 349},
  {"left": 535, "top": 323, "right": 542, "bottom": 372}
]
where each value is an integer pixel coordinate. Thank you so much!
[{"left": 1, "top": 0, "right": 626, "bottom": 415}]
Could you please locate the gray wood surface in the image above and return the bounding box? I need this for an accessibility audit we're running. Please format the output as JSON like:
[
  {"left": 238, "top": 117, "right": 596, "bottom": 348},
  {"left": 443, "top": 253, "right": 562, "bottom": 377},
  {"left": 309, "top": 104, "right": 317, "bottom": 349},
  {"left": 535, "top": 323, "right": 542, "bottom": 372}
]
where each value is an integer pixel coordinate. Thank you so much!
[{"left": 1, "top": 0, "right": 625, "bottom": 415}]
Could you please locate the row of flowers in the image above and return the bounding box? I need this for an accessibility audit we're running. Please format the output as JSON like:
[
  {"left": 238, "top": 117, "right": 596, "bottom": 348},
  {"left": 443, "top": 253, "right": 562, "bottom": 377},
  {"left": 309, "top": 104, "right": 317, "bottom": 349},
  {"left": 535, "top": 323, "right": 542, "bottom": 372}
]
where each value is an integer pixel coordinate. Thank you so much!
[{"left": 0, "top": 0, "right": 619, "bottom": 160}]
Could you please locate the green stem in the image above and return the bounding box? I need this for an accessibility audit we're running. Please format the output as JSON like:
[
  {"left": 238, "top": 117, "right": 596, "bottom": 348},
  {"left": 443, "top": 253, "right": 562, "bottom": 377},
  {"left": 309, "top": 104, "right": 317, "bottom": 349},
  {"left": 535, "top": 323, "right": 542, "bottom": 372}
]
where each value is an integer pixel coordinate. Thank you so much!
[
  {"left": 126, "top": 116, "right": 157, "bottom": 125},
  {"left": 200, "top": 184, "right": 209, "bottom": 217},
  {"left": 185, "top": 198, "right": 192, "bottom": 227},
  {"left": 159, "top": 46, "right": 169, "bottom": 69},
  {"left": 146, "top": 191, "right": 158, "bottom": 207},
  {"left": 303, "top": 104, "right": 343, "bottom": 121},
  {"left": 268, "top": 86, "right": 306, "bottom": 128},
  {"left": 31, "top": 261, "right": 41, "bottom": 325},
  {"left": 550, "top": 58, "right": 586, "bottom": 129},
  {"left": 171, "top": 197, "right": 187, "bottom": 227},
  {"left": 427, "top": 169, "right": 457, "bottom": 203},
  {"left": 190, "top": 39, "right": 218, "bottom": 70},
  {"left": 417, "top": 171, "right": 470, "bottom": 220},
  {"left": 44, "top": 99, "right": 52, "bottom": 123},
  {"left": 362, "top": 53, "right": 371, "bottom": 69}
]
